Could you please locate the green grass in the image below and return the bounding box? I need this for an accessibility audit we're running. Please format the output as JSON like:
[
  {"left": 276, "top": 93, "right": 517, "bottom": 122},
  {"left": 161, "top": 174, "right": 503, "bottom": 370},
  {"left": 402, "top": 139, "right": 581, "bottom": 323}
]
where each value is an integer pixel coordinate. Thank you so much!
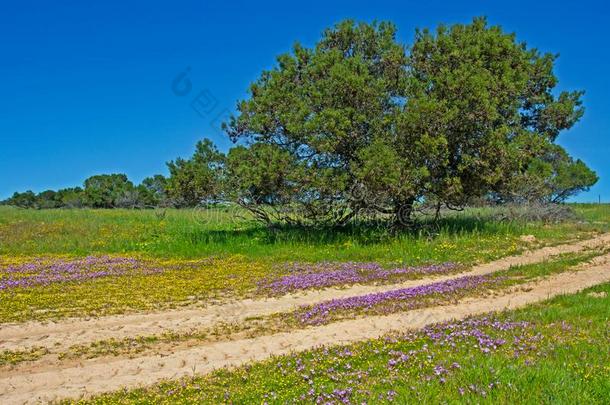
[
  {"left": 0, "top": 204, "right": 607, "bottom": 263},
  {"left": 72, "top": 282, "right": 610, "bottom": 404},
  {"left": 496, "top": 249, "right": 608, "bottom": 282},
  {"left": 0, "top": 347, "right": 48, "bottom": 367}
]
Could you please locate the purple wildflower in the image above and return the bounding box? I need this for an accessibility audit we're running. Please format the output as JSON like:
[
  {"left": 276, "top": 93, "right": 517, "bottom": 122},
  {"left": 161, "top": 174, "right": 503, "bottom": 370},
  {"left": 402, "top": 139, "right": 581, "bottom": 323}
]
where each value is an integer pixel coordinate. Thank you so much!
[
  {"left": 0, "top": 256, "right": 164, "bottom": 290},
  {"left": 297, "top": 275, "right": 493, "bottom": 325},
  {"left": 258, "top": 262, "right": 461, "bottom": 294}
]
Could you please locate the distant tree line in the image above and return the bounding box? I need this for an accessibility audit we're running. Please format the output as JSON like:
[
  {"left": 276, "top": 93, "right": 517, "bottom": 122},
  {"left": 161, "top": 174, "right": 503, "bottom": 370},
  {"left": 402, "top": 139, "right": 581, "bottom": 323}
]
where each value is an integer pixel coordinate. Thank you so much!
[
  {"left": 1, "top": 174, "right": 171, "bottom": 209},
  {"left": 1, "top": 18, "right": 598, "bottom": 227}
]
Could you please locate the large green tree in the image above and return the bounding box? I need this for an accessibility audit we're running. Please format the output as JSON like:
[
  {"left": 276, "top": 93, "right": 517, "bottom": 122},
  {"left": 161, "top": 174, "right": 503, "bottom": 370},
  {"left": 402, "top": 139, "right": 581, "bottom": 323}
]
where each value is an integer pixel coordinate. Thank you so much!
[
  {"left": 226, "top": 18, "right": 588, "bottom": 227},
  {"left": 401, "top": 18, "right": 585, "bottom": 211},
  {"left": 226, "top": 20, "right": 407, "bottom": 225}
]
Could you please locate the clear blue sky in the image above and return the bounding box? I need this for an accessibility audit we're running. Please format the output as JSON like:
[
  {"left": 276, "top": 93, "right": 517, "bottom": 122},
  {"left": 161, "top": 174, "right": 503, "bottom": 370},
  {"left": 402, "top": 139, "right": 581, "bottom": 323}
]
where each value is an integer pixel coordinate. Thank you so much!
[{"left": 1, "top": 0, "right": 608, "bottom": 202}]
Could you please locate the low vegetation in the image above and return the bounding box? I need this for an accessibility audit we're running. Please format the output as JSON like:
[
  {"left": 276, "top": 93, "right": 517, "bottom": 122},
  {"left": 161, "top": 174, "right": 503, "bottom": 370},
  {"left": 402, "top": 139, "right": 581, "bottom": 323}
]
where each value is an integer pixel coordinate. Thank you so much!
[
  {"left": 1, "top": 205, "right": 607, "bottom": 323},
  {"left": 2, "top": 247, "right": 602, "bottom": 368},
  {"left": 0, "top": 347, "right": 48, "bottom": 367}
]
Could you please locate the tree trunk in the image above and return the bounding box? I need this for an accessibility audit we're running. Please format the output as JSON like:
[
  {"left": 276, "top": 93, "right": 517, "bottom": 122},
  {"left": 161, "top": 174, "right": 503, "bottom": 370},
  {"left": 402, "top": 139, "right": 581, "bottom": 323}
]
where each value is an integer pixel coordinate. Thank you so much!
[{"left": 392, "top": 197, "right": 415, "bottom": 230}]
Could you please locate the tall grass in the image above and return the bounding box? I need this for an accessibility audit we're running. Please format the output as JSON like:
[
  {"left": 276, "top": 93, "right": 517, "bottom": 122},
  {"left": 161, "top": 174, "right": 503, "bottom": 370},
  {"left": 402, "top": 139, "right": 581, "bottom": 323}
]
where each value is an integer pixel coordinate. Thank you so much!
[{"left": 0, "top": 204, "right": 607, "bottom": 264}]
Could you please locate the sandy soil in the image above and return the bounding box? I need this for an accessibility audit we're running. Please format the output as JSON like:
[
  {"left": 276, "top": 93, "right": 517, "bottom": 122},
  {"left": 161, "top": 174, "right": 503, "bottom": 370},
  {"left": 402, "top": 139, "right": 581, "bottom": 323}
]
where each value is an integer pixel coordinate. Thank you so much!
[
  {"left": 0, "top": 245, "right": 609, "bottom": 403},
  {"left": 1, "top": 232, "right": 608, "bottom": 353}
]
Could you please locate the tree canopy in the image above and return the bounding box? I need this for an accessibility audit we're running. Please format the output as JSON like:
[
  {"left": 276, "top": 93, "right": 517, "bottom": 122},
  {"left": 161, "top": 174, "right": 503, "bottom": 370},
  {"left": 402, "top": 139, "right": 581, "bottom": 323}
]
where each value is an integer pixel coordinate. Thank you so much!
[
  {"left": 166, "top": 139, "right": 225, "bottom": 207},
  {"left": 225, "top": 17, "right": 592, "bottom": 226},
  {"left": 494, "top": 142, "right": 598, "bottom": 203},
  {"left": 83, "top": 174, "right": 136, "bottom": 208},
  {"left": 1, "top": 175, "right": 169, "bottom": 209}
]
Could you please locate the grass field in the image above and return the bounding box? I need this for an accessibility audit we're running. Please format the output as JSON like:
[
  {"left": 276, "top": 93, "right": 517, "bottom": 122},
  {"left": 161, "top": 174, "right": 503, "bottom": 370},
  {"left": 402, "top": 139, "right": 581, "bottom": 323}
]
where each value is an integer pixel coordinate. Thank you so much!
[
  {"left": 0, "top": 204, "right": 608, "bottom": 323},
  {"left": 1, "top": 204, "right": 608, "bottom": 261}
]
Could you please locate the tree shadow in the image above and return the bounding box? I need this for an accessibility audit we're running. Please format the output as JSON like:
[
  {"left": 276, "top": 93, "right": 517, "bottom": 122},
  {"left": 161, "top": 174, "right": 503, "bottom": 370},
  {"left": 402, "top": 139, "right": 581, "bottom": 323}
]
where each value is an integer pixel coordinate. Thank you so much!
[{"left": 182, "top": 209, "right": 527, "bottom": 247}]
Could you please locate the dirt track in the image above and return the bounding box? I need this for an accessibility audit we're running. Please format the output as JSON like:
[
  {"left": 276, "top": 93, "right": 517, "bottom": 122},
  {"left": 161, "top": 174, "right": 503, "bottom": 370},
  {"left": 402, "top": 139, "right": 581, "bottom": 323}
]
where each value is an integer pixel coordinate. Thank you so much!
[
  {"left": 0, "top": 253, "right": 608, "bottom": 404},
  {"left": 1, "top": 232, "right": 609, "bottom": 353}
]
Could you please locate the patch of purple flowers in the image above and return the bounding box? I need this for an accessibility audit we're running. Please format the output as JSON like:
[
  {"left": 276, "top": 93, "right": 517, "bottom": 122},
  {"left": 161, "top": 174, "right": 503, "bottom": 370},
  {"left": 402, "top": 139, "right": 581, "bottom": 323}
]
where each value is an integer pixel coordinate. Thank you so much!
[
  {"left": 0, "top": 256, "right": 163, "bottom": 290},
  {"left": 420, "top": 317, "right": 531, "bottom": 352},
  {"left": 296, "top": 275, "right": 494, "bottom": 325},
  {"left": 264, "top": 314, "right": 541, "bottom": 403},
  {"left": 259, "top": 261, "right": 461, "bottom": 294}
]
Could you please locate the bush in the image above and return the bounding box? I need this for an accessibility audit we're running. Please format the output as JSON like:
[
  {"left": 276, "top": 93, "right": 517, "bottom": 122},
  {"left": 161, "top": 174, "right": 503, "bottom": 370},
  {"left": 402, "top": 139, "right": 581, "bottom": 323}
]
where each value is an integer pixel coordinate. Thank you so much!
[{"left": 486, "top": 203, "right": 579, "bottom": 223}]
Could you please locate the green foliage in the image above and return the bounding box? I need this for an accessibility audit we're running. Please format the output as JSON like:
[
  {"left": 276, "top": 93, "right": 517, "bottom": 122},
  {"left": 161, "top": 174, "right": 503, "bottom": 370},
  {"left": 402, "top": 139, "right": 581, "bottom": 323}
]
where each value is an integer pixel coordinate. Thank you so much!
[
  {"left": 226, "top": 20, "right": 407, "bottom": 225},
  {"left": 226, "top": 143, "right": 298, "bottom": 222},
  {"left": 3, "top": 190, "right": 38, "bottom": 208},
  {"left": 56, "top": 187, "right": 85, "bottom": 208},
  {"left": 1, "top": 188, "right": 83, "bottom": 209},
  {"left": 0, "top": 176, "right": 170, "bottom": 210},
  {"left": 35, "top": 190, "right": 61, "bottom": 209},
  {"left": 548, "top": 154, "right": 598, "bottom": 203},
  {"left": 166, "top": 139, "right": 225, "bottom": 207},
  {"left": 137, "top": 175, "right": 169, "bottom": 207},
  {"left": 495, "top": 143, "right": 598, "bottom": 203},
  {"left": 226, "top": 17, "right": 587, "bottom": 227},
  {"left": 83, "top": 173, "right": 136, "bottom": 208}
]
